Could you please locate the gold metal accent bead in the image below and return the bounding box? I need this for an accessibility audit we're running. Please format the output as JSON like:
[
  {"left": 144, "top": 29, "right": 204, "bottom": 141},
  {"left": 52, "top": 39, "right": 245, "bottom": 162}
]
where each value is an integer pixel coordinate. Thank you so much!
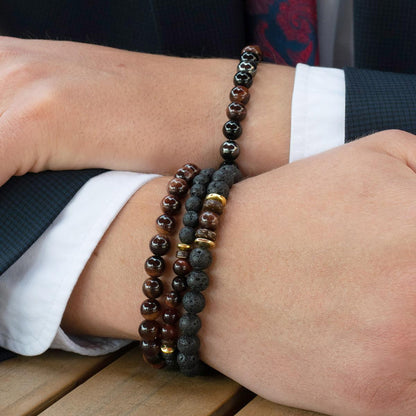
[
  {"left": 205, "top": 193, "right": 227, "bottom": 207},
  {"left": 161, "top": 345, "right": 175, "bottom": 354},
  {"left": 194, "top": 238, "right": 216, "bottom": 249},
  {"left": 177, "top": 243, "right": 191, "bottom": 251}
]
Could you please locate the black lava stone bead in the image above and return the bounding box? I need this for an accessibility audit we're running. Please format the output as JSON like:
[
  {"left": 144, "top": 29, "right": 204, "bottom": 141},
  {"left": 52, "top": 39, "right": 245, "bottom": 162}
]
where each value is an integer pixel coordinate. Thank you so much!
[
  {"left": 187, "top": 270, "right": 210, "bottom": 291},
  {"left": 190, "top": 183, "right": 206, "bottom": 198},
  {"left": 193, "top": 173, "right": 210, "bottom": 185},
  {"left": 179, "top": 226, "right": 195, "bottom": 244},
  {"left": 179, "top": 313, "right": 201, "bottom": 335},
  {"left": 183, "top": 291, "right": 206, "bottom": 314},
  {"left": 177, "top": 335, "right": 200, "bottom": 355},
  {"left": 212, "top": 169, "right": 234, "bottom": 187},
  {"left": 185, "top": 196, "right": 202, "bottom": 212},
  {"left": 177, "top": 352, "right": 200, "bottom": 369},
  {"left": 220, "top": 164, "right": 243, "bottom": 183},
  {"left": 183, "top": 211, "right": 199, "bottom": 227},
  {"left": 206, "top": 180, "right": 230, "bottom": 198},
  {"left": 189, "top": 248, "right": 212, "bottom": 270}
]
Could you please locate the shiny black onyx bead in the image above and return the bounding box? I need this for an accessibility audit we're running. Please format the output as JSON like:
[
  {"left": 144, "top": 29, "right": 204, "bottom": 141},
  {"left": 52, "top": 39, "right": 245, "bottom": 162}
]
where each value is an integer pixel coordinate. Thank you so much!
[
  {"left": 241, "top": 51, "right": 259, "bottom": 65},
  {"left": 172, "top": 275, "right": 188, "bottom": 293},
  {"left": 149, "top": 234, "right": 170, "bottom": 256},
  {"left": 183, "top": 291, "right": 206, "bottom": 314},
  {"left": 241, "top": 45, "right": 262, "bottom": 61},
  {"left": 144, "top": 255, "right": 165, "bottom": 277},
  {"left": 237, "top": 61, "right": 257, "bottom": 77},
  {"left": 187, "top": 270, "right": 209, "bottom": 291},
  {"left": 220, "top": 141, "right": 240, "bottom": 162},
  {"left": 185, "top": 196, "right": 202, "bottom": 212},
  {"left": 234, "top": 71, "right": 253, "bottom": 88},
  {"left": 206, "top": 180, "right": 230, "bottom": 198},
  {"left": 177, "top": 335, "right": 200, "bottom": 355},
  {"left": 183, "top": 211, "right": 199, "bottom": 227},
  {"left": 179, "top": 226, "right": 195, "bottom": 244},
  {"left": 189, "top": 248, "right": 212, "bottom": 270},
  {"left": 222, "top": 120, "right": 242, "bottom": 140},
  {"left": 179, "top": 313, "right": 201, "bottom": 335}
]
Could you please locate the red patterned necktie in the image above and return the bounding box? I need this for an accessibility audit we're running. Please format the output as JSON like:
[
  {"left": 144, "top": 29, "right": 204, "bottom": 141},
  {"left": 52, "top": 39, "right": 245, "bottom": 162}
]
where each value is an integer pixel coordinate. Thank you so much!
[{"left": 245, "top": 0, "right": 319, "bottom": 66}]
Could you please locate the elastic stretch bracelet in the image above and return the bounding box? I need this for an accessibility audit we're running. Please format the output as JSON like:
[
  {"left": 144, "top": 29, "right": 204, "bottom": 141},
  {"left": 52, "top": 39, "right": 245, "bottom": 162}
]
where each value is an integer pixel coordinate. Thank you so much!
[{"left": 139, "top": 45, "right": 262, "bottom": 375}]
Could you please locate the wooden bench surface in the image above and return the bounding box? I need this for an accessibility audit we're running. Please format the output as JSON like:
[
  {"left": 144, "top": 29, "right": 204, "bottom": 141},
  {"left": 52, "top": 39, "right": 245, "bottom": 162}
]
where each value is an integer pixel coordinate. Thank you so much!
[{"left": 0, "top": 346, "right": 327, "bottom": 416}]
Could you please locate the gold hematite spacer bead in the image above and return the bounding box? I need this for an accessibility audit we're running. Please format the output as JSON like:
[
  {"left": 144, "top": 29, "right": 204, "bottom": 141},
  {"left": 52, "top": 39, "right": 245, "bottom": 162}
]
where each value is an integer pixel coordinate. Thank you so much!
[
  {"left": 205, "top": 193, "right": 227, "bottom": 207},
  {"left": 161, "top": 345, "right": 175, "bottom": 354},
  {"left": 177, "top": 243, "right": 191, "bottom": 251},
  {"left": 194, "top": 238, "right": 216, "bottom": 249}
]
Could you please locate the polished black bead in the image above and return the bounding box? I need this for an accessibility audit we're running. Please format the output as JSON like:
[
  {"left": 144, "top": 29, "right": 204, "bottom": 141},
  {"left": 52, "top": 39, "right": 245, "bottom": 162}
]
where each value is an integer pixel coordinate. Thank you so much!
[
  {"left": 212, "top": 169, "right": 234, "bottom": 187},
  {"left": 183, "top": 291, "right": 206, "bottom": 314},
  {"left": 222, "top": 120, "right": 242, "bottom": 140},
  {"left": 189, "top": 248, "right": 212, "bottom": 270},
  {"left": 179, "top": 313, "right": 201, "bottom": 335},
  {"left": 177, "top": 335, "right": 200, "bottom": 355},
  {"left": 241, "top": 45, "right": 262, "bottom": 61},
  {"left": 185, "top": 196, "right": 202, "bottom": 212},
  {"left": 190, "top": 183, "right": 206, "bottom": 198},
  {"left": 179, "top": 226, "right": 195, "bottom": 244},
  {"left": 177, "top": 352, "right": 200, "bottom": 369},
  {"left": 172, "top": 275, "right": 188, "bottom": 293},
  {"left": 237, "top": 60, "right": 257, "bottom": 77},
  {"left": 234, "top": 71, "right": 253, "bottom": 88},
  {"left": 149, "top": 234, "right": 170, "bottom": 256},
  {"left": 183, "top": 211, "right": 199, "bottom": 227},
  {"left": 187, "top": 270, "right": 209, "bottom": 291},
  {"left": 207, "top": 180, "right": 230, "bottom": 198},
  {"left": 241, "top": 51, "right": 259, "bottom": 65},
  {"left": 221, "top": 140, "right": 240, "bottom": 161}
]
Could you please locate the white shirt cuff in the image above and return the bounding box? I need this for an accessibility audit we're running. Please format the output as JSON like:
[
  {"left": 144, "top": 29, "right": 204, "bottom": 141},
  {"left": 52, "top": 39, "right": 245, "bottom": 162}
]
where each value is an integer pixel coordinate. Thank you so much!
[
  {"left": 0, "top": 171, "right": 159, "bottom": 356},
  {"left": 290, "top": 63, "right": 345, "bottom": 163}
]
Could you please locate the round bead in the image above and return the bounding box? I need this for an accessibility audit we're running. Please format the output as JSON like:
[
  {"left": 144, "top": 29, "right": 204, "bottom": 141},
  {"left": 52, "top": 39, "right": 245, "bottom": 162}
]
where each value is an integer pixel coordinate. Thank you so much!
[
  {"left": 234, "top": 71, "right": 253, "bottom": 88},
  {"left": 219, "top": 164, "right": 243, "bottom": 183},
  {"left": 142, "top": 277, "right": 164, "bottom": 298},
  {"left": 190, "top": 183, "right": 206, "bottom": 199},
  {"left": 226, "top": 102, "right": 247, "bottom": 121},
  {"left": 167, "top": 177, "right": 189, "bottom": 197},
  {"left": 193, "top": 172, "right": 211, "bottom": 185},
  {"left": 161, "top": 194, "right": 181, "bottom": 215},
  {"left": 194, "top": 238, "right": 215, "bottom": 249},
  {"left": 205, "top": 193, "right": 227, "bottom": 206},
  {"left": 202, "top": 198, "right": 224, "bottom": 215},
  {"left": 183, "top": 211, "right": 199, "bottom": 227},
  {"left": 156, "top": 214, "right": 176, "bottom": 234},
  {"left": 189, "top": 248, "right": 212, "bottom": 270},
  {"left": 177, "top": 335, "right": 200, "bottom": 355},
  {"left": 161, "top": 324, "right": 179, "bottom": 341},
  {"left": 165, "top": 290, "right": 181, "bottom": 308},
  {"left": 185, "top": 196, "right": 202, "bottom": 212},
  {"left": 207, "top": 181, "right": 230, "bottom": 198},
  {"left": 199, "top": 211, "right": 220, "bottom": 231},
  {"left": 140, "top": 298, "right": 162, "bottom": 320},
  {"left": 176, "top": 163, "right": 200, "bottom": 183},
  {"left": 163, "top": 307, "right": 181, "bottom": 325},
  {"left": 172, "top": 275, "right": 188, "bottom": 292},
  {"left": 195, "top": 228, "right": 217, "bottom": 241},
  {"left": 241, "top": 45, "right": 262, "bottom": 61},
  {"left": 187, "top": 270, "right": 209, "bottom": 291},
  {"left": 179, "top": 313, "right": 201, "bottom": 335},
  {"left": 177, "top": 352, "right": 200, "bottom": 370},
  {"left": 212, "top": 169, "right": 234, "bottom": 187},
  {"left": 229, "top": 85, "right": 250, "bottom": 104},
  {"left": 143, "top": 353, "right": 165, "bottom": 369},
  {"left": 237, "top": 61, "right": 257, "bottom": 77},
  {"left": 141, "top": 339, "right": 160, "bottom": 356},
  {"left": 149, "top": 234, "right": 170, "bottom": 256},
  {"left": 222, "top": 120, "right": 242, "bottom": 140},
  {"left": 179, "top": 226, "right": 195, "bottom": 244},
  {"left": 139, "top": 320, "right": 161, "bottom": 341},
  {"left": 199, "top": 168, "right": 215, "bottom": 177},
  {"left": 221, "top": 140, "right": 240, "bottom": 161},
  {"left": 180, "top": 363, "right": 203, "bottom": 377},
  {"left": 183, "top": 291, "right": 206, "bottom": 314},
  {"left": 241, "top": 51, "right": 260, "bottom": 65},
  {"left": 173, "top": 258, "right": 192, "bottom": 276},
  {"left": 144, "top": 255, "right": 165, "bottom": 277}
]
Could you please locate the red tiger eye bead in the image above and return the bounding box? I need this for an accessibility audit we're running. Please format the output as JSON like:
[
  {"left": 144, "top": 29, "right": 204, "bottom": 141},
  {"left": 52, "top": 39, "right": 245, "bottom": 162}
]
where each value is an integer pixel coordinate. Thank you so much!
[
  {"left": 167, "top": 177, "right": 188, "bottom": 197},
  {"left": 140, "top": 298, "right": 162, "bottom": 320},
  {"left": 161, "top": 194, "right": 181, "bottom": 215},
  {"left": 149, "top": 234, "right": 170, "bottom": 256},
  {"left": 165, "top": 290, "right": 181, "bottom": 308},
  {"left": 143, "top": 353, "right": 165, "bottom": 369},
  {"left": 173, "top": 258, "right": 192, "bottom": 276},
  {"left": 141, "top": 339, "right": 161, "bottom": 356},
  {"left": 142, "top": 277, "right": 164, "bottom": 298},
  {"left": 139, "top": 320, "right": 161, "bottom": 341},
  {"left": 172, "top": 275, "right": 188, "bottom": 292},
  {"left": 156, "top": 214, "right": 176, "bottom": 234},
  {"left": 144, "top": 255, "right": 165, "bottom": 277},
  {"left": 199, "top": 211, "right": 220, "bottom": 230},
  {"left": 176, "top": 163, "right": 201, "bottom": 183},
  {"left": 163, "top": 308, "right": 181, "bottom": 325},
  {"left": 226, "top": 102, "right": 247, "bottom": 121},
  {"left": 229, "top": 86, "right": 250, "bottom": 104},
  {"left": 161, "top": 324, "right": 179, "bottom": 341}
]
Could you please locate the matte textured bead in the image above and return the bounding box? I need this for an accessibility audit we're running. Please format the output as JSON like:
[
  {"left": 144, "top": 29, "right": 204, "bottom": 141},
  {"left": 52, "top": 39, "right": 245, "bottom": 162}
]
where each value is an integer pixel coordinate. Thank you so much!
[
  {"left": 167, "top": 177, "right": 189, "bottom": 197},
  {"left": 142, "top": 277, "right": 164, "bottom": 299},
  {"left": 212, "top": 169, "right": 234, "bottom": 187},
  {"left": 179, "top": 226, "right": 195, "bottom": 244},
  {"left": 139, "top": 320, "right": 161, "bottom": 341},
  {"left": 163, "top": 307, "right": 181, "bottom": 325},
  {"left": 140, "top": 298, "right": 162, "bottom": 320},
  {"left": 177, "top": 352, "right": 200, "bottom": 369},
  {"left": 230, "top": 85, "right": 250, "bottom": 104},
  {"left": 199, "top": 168, "right": 215, "bottom": 177},
  {"left": 161, "top": 194, "right": 181, "bottom": 215},
  {"left": 180, "top": 364, "right": 203, "bottom": 377},
  {"left": 165, "top": 290, "right": 181, "bottom": 308},
  {"left": 172, "top": 275, "right": 188, "bottom": 292},
  {"left": 195, "top": 228, "right": 217, "bottom": 241},
  {"left": 193, "top": 173, "right": 210, "bottom": 185},
  {"left": 189, "top": 248, "right": 212, "bottom": 270},
  {"left": 241, "top": 51, "right": 259, "bottom": 65},
  {"left": 156, "top": 214, "right": 176, "bottom": 234},
  {"left": 187, "top": 270, "right": 210, "bottom": 291},
  {"left": 198, "top": 211, "right": 220, "bottom": 231},
  {"left": 207, "top": 180, "right": 230, "bottom": 198},
  {"left": 234, "top": 71, "right": 253, "bottom": 88},
  {"left": 144, "top": 255, "right": 165, "bottom": 277},
  {"left": 223, "top": 120, "right": 242, "bottom": 140},
  {"left": 190, "top": 183, "right": 206, "bottom": 198},
  {"left": 221, "top": 140, "right": 240, "bottom": 161},
  {"left": 176, "top": 163, "right": 200, "bottom": 183},
  {"left": 177, "top": 335, "right": 200, "bottom": 355},
  {"left": 183, "top": 211, "right": 199, "bottom": 227},
  {"left": 237, "top": 61, "right": 257, "bottom": 77},
  {"left": 220, "top": 164, "right": 243, "bottom": 183},
  {"left": 149, "top": 234, "right": 170, "bottom": 256},
  {"left": 173, "top": 258, "right": 192, "bottom": 276},
  {"left": 226, "top": 102, "right": 247, "bottom": 121},
  {"left": 161, "top": 324, "right": 179, "bottom": 341},
  {"left": 202, "top": 198, "right": 224, "bottom": 215},
  {"left": 183, "top": 291, "right": 206, "bottom": 313},
  {"left": 242, "top": 45, "right": 262, "bottom": 61},
  {"left": 141, "top": 339, "right": 160, "bottom": 356},
  {"left": 179, "top": 313, "right": 201, "bottom": 335},
  {"left": 185, "top": 196, "right": 202, "bottom": 212}
]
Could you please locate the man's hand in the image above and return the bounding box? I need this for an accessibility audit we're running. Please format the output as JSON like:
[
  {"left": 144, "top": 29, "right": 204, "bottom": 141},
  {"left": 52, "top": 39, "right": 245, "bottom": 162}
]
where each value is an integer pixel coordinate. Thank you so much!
[{"left": 0, "top": 36, "right": 294, "bottom": 186}]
